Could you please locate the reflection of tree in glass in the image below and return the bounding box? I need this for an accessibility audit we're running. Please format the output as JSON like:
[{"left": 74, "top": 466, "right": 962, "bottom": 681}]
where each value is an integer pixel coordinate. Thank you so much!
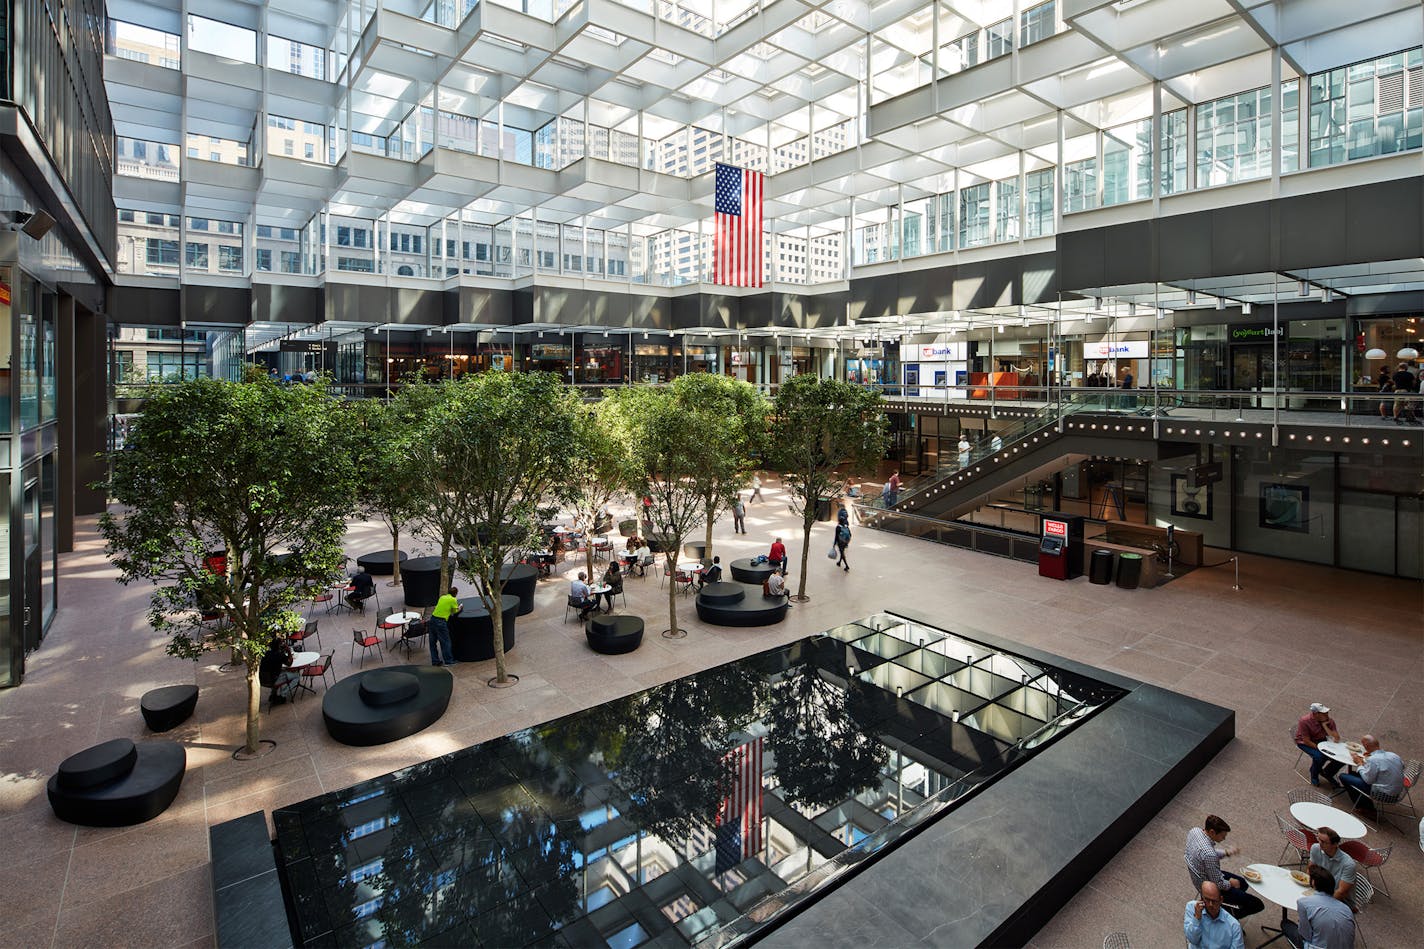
[
  {"left": 765, "top": 660, "right": 888, "bottom": 810},
  {"left": 341, "top": 737, "right": 587, "bottom": 946},
  {"left": 611, "top": 663, "right": 767, "bottom": 845}
]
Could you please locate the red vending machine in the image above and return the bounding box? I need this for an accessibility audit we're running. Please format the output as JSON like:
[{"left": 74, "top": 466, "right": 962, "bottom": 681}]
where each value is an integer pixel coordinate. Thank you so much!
[{"left": 1037, "top": 514, "right": 1084, "bottom": 580}]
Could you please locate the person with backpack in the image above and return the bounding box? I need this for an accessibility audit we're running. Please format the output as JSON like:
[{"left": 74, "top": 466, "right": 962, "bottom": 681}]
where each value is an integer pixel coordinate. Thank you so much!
[{"left": 833, "top": 520, "right": 852, "bottom": 572}]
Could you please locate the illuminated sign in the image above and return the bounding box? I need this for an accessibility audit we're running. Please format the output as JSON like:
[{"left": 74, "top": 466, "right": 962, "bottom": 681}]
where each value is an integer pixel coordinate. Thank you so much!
[
  {"left": 1043, "top": 520, "right": 1068, "bottom": 537},
  {"left": 1230, "top": 325, "right": 1285, "bottom": 341},
  {"left": 1088, "top": 340, "right": 1150, "bottom": 359},
  {"left": 918, "top": 342, "right": 967, "bottom": 361}
]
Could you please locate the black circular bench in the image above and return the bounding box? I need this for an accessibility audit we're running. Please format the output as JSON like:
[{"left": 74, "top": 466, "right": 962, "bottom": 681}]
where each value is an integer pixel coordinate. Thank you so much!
[
  {"left": 449, "top": 595, "right": 519, "bottom": 662},
  {"left": 695, "top": 581, "right": 789, "bottom": 628},
  {"left": 322, "top": 666, "right": 454, "bottom": 746},
  {"left": 683, "top": 542, "right": 707, "bottom": 562},
  {"left": 499, "top": 563, "right": 538, "bottom": 616},
  {"left": 586, "top": 615, "right": 645, "bottom": 654},
  {"left": 402, "top": 556, "right": 455, "bottom": 608},
  {"left": 356, "top": 549, "right": 407, "bottom": 577},
  {"left": 729, "top": 558, "right": 774, "bottom": 585},
  {"left": 47, "top": 738, "right": 187, "bottom": 826},
  {"left": 140, "top": 685, "right": 199, "bottom": 732}
]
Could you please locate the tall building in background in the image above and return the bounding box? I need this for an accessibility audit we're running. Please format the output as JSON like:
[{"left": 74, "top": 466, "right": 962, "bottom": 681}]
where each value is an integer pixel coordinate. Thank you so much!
[{"left": 0, "top": 0, "right": 116, "bottom": 685}]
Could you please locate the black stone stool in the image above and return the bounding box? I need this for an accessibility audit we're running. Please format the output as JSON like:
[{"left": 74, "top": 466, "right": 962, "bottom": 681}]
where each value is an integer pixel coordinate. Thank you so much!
[
  {"left": 586, "top": 615, "right": 645, "bottom": 654},
  {"left": 140, "top": 685, "right": 199, "bottom": 732}
]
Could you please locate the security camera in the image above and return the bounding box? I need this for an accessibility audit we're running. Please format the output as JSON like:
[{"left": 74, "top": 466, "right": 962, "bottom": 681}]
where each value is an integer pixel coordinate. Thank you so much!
[{"left": 9, "top": 210, "right": 55, "bottom": 240}]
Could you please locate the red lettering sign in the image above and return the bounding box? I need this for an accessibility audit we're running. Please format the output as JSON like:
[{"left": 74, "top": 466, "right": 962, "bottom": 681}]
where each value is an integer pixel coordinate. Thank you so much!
[{"left": 1044, "top": 520, "right": 1067, "bottom": 537}]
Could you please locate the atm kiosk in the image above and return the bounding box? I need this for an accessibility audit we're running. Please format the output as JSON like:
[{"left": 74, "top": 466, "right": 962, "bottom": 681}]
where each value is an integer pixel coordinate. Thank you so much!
[{"left": 1037, "top": 514, "right": 1084, "bottom": 580}]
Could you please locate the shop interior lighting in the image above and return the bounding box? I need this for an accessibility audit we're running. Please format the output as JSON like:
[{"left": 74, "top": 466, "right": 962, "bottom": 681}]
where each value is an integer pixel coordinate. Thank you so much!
[
  {"left": 1241, "top": 302, "right": 1251, "bottom": 314},
  {"left": 1399, "top": 347, "right": 1420, "bottom": 360},
  {"left": 1365, "top": 348, "right": 1388, "bottom": 359}
]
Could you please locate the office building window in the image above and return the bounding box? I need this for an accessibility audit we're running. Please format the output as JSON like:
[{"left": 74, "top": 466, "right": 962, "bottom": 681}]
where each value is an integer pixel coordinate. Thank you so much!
[
  {"left": 146, "top": 239, "right": 179, "bottom": 266},
  {"left": 1308, "top": 48, "right": 1422, "bottom": 168},
  {"left": 185, "top": 242, "right": 209, "bottom": 268},
  {"left": 958, "top": 183, "right": 990, "bottom": 247},
  {"left": 219, "top": 246, "right": 243, "bottom": 271},
  {"left": 1020, "top": 2, "right": 1055, "bottom": 47},
  {"left": 280, "top": 251, "right": 302, "bottom": 273},
  {"left": 1025, "top": 169, "right": 1054, "bottom": 237},
  {"left": 256, "top": 249, "right": 272, "bottom": 272},
  {"left": 1196, "top": 86, "right": 1274, "bottom": 186},
  {"left": 995, "top": 178, "right": 1019, "bottom": 241},
  {"left": 986, "top": 19, "right": 1013, "bottom": 60},
  {"left": 1160, "top": 109, "right": 1189, "bottom": 195}
]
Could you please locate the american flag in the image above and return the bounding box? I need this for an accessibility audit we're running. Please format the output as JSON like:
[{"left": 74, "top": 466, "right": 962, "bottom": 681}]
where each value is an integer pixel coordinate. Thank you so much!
[
  {"left": 714, "top": 736, "right": 764, "bottom": 874},
  {"left": 714, "top": 163, "right": 763, "bottom": 287}
]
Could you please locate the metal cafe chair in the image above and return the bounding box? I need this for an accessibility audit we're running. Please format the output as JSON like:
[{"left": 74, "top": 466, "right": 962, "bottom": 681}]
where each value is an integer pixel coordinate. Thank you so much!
[
  {"left": 1340, "top": 840, "right": 1392, "bottom": 898},
  {"left": 350, "top": 628, "right": 383, "bottom": 668}
]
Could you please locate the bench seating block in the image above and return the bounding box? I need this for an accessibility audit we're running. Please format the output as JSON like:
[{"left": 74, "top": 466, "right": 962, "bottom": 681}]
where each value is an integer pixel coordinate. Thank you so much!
[
  {"left": 48, "top": 740, "right": 187, "bottom": 826},
  {"left": 586, "top": 615, "right": 645, "bottom": 654},
  {"left": 140, "top": 684, "right": 199, "bottom": 732}
]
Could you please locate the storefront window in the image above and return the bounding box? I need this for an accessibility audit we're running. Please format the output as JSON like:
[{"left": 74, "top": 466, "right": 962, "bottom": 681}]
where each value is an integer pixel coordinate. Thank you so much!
[
  {"left": 633, "top": 343, "right": 676, "bottom": 383},
  {"left": 574, "top": 339, "right": 625, "bottom": 384},
  {"left": 683, "top": 344, "right": 718, "bottom": 375},
  {"left": 1357, "top": 316, "right": 1423, "bottom": 387},
  {"left": 18, "top": 277, "right": 38, "bottom": 430},
  {"left": 526, "top": 341, "right": 573, "bottom": 379},
  {"left": 0, "top": 267, "right": 11, "bottom": 432}
]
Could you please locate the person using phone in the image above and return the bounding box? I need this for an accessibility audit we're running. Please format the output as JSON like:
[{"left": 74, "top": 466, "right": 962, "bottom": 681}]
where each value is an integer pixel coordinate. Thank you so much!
[{"left": 1184, "top": 881, "right": 1244, "bottom": 949}]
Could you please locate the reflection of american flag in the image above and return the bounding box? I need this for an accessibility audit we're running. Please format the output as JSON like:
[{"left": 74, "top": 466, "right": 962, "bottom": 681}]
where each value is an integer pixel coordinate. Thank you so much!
[
  {"left": 714, "top": 737, "right": 763, "bottom": 873},
  {"left": 714, "top": 163, "right": 763, "bottom": 287}
]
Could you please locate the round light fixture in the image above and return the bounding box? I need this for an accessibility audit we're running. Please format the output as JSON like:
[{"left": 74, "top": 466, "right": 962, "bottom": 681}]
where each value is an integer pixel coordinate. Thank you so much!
[
  {"left": 1364, "top": 348, "right": 1388, "bottom": 360},
  {"left": 1398, "top": 347, "right": 1420, "bottom": 360}
]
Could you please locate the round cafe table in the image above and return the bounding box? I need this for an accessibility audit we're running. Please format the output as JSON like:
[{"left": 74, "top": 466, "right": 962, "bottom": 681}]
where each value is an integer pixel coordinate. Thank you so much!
[
  {"left": 290, "top": 651, "right": 320, "bottom": 669},
  {"left": 1244, "top": 863, "right": 1310, "bottom": 944},
  {"left": 1289, "top": 801, "right": 1368, "bottom": 839},
  {"left": 1317, "top": 740, "right": 1359, "bottom": 767},
  {"left": 386, "top": 612, "right": 422, "bottom": 627}
]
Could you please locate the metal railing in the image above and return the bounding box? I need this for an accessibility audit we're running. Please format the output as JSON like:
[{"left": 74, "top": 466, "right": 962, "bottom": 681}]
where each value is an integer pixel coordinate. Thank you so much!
[{"left": 852, "top": 500, "right": 1044, "bottom": 562}]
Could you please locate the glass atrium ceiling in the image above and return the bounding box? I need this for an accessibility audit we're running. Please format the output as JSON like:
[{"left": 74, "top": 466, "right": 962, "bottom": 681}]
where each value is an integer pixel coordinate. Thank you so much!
[
  {"left": 273, "top": 614, "right": 1123, "bottom": 947},
  {"left": 106, "top": 0, "right": 1422, "bottom": 240}
]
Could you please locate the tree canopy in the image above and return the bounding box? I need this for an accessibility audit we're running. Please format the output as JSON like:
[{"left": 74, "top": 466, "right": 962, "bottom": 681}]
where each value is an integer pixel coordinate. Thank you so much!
[
  {"left": 100, "top": 376, "right": 358, "bottom": 754},
  {"left": 768, "top": 374, "right": 888, "bottom": 598}
]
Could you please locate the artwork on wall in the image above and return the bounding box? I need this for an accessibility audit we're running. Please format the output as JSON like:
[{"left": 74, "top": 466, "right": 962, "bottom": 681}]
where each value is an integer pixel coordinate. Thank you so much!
[
  {"left": 1259, "top": 482, "right": 1309, "bottom": 533},
  {"left": 1170, "top": 474, "right": 1212, "bottom": 520}
]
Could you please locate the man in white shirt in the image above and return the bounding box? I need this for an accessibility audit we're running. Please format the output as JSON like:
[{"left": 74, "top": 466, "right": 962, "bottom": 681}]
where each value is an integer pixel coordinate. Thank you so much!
[
  {"left": 1183, "top": 882, "right": 1244, "bottom": 949},
  {"left": 569, "top": 571, "right": 596, "bottom": 621},
  {"left": 1341, "top": 734, "right": 1405, "bottom": 812},
  {"left": 765, "top": 569, "right": 786, "bottom": 598}
]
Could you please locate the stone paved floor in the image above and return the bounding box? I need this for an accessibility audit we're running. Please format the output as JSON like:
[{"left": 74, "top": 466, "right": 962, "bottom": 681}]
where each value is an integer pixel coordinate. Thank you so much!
[{"left": 1, "top": 478, "right": 1420, "bottom": 948}]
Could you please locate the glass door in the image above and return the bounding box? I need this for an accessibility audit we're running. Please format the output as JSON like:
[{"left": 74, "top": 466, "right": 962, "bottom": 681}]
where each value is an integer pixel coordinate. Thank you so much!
[{"left": 21, "top": 470, "right": 40, "bottom": 652}]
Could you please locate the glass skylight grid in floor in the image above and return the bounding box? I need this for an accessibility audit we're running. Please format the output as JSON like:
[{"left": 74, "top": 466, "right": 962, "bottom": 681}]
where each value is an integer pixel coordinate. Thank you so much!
[{"left": 273, "top": 614, "right": 1124, "bottom": 947}]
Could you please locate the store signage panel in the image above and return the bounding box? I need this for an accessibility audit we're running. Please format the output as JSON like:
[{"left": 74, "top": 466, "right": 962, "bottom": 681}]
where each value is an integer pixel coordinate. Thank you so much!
[
  {"left": 1043, "top": 519, "right": 1068, "bottom": 537},
  {"left": 1229, "top": 325, "right": 1285, "bottom": 341},
  {"left": 1087, "top": 340, "right": 1150, "bottom": 359},
  {"left": 918, "top": 342, "right": 967, "bottom": 361}
]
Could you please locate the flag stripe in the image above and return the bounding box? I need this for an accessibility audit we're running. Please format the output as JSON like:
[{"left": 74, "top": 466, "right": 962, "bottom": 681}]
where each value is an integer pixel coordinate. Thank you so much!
[{"left": 714, "top": 163, "right": 764, "bottom": 288}]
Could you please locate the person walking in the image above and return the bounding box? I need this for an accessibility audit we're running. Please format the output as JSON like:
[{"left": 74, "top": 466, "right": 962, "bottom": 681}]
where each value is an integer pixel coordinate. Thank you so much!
[
  {"left": 732, "top": 495, "right": 747, "bottom": 534},
  {"left": 749, "top": 474, "right": 763, "bottom": 502},
  {"left": 886, "top": 470, "right": 901, "bottom": 507},
  {"left": 833, "top": 520, "right": 851, "bottom": 572},
  {"left": 428, "top": 586, "right": 461, "bottom": 666}
]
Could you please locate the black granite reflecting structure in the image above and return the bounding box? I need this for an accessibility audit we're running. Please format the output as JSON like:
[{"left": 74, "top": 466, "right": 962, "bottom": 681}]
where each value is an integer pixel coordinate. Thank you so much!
[
  {"left": 449, "top": 594, "right": 519, "bottom": 661},
  {"left": 273, "top": 613, "right": 1145, "bottom": 947},
  {"left": 355, "top": 550, "right": 407, "bottom": 576},
  {"left": 498, "top": 563, "right": 538, "bottom": 615},
  {"left": 211, "top": 812, "right": 294, "bottom": 949},
  {"left": 321, "top": 665, "right": 454, "bottom": 746},
  {"left": 401, "top": 556, "right": 454, "bottom": 608}
]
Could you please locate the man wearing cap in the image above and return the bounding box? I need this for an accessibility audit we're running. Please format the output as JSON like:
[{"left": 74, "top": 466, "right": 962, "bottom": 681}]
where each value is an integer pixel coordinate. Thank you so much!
[{"left": 1295, "top": 702, "right": 1343, "bottom": 788}]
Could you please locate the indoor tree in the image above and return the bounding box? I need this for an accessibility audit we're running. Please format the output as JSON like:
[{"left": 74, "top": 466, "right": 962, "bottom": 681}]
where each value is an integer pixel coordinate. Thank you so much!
[
  {"left": 100, "top": 376, "right": 358, "bottom": 756},
  {"left": 435, "top": 371, "right": 582, "bottom": 685},
  {"left": 768, "top": 373, "right": 888, "bottom": 600},
  {"left": 558, "top": 402, "right": 636, "bottom": 581},
  {"left": 352, "top": 398, "right": 424, "bottom": 587},
  {"left": 602, "top": 383, "right": 719, "bottom": 639},
  {"left": 670, "top": 373, "right": 768, "bottom": 565},
  {"left": 400, "top": 380, "right": 465, "bottom": 596}
]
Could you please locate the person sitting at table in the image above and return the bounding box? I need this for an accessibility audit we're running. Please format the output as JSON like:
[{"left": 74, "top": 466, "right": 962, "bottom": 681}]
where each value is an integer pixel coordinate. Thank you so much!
[
  {"left": 346, "top": 566, "right": 376, "bottom": 612},
  {"left": 1295, "top": 701, "right": 1344, "bottom": 788},
  {"left": 635, "top": 535, "right": 655, "bottom": 572},
  {"left": 599, "top": 561, "right": 623, "bottom": 613},
  {"left": 1184, "top": 881, "right": 1244, "bottom": 949},
  {"left": 699, "top": 556, "right": 722, "bottom": 588},
  {"left": 570, "top": 571, "right": 597, "bottom": 621},
  {"left": 769, "top": 537, "right": 787, "bottom": 574},
  {"left": 258, "top": 633, "right": 300, "bottom": 706},
  {"left": 1306, "top": 827, "right": 1356, "bottom": 904},
  {"left": 1280, "top": 865, "right": 1354, "bottom": 949},
  {"left": 1184, "top": 815, "right": 1264, "bottom": 920},
  {"left": 1341, "top": 734, "right": 1405, "bottom": 814}
]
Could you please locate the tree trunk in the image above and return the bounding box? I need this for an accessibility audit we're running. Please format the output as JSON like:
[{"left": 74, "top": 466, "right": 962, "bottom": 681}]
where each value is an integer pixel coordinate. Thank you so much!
[
  {"left": 244, "top": 660, "right": 262, "bottom": 755},
  {"left": 391, "top": 524, "right": 402, "bottom": 585},
  {"left": 797, "top": 518, "right": 813, "bottom": 598},
  {"left": 665, "top": 552, "right": 680, "bottom": 636},
  {"left": 490, "top": 578, "right": 508, "bottom": 682},
  {"left": 703, "top": 500, "right": 715, "bottom": 565},
  {"left": 438, "top": 534, "right": 452, "bottom": 600},
  {"left": 584, "top": 526, "right": 595, "bottom": 583}
]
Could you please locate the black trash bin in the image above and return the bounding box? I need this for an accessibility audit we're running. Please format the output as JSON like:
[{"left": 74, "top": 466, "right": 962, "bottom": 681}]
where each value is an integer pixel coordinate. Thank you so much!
[
  {"left": 1089, "top": 549, "right": 1114, "bottom": 585},
  {"left": 815, "top": 497, "right": 834, "bottom": 521},
  {"left": 1115, "top": 552, "right": 1143, "bottom": 590}
]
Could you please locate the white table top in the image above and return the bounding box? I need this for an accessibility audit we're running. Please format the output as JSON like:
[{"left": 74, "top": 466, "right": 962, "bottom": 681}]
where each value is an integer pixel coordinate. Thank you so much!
[
  {"left": 290, "top": 651, "right": 320, "bottom": 669},
  {"left": 385, "top": 612, "right": 422, "bottom": 625},
  {"left": 1289, "top": 801, "right": 1368, "bottom": 839},
  {"left": 589, "top": 584, "right": 612, "bottom": 594},
  {"left": 1243, "top": 863, "right": 1310, "bottom": 909},
  {"left": 1318, "top": 740, "right": 1360, "bottom": 766}
]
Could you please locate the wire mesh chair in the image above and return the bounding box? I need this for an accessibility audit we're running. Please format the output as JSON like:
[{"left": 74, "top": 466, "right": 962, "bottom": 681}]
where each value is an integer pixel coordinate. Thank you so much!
[
  {"left": 1287, "top": 786, "right": 1331, "bottom": 808},
  {"left": 1340, "top": 840, "right": 1391, "bottom": 898},
  {"left": 1348, "top": 874, "right": 1374, "bottom": 949},
  {"left": 1275, "top": 813, "right": 1313, "bottom": 866},
  {"left": 1102, "top": 934, "right": 1131, "bottom": 949}
]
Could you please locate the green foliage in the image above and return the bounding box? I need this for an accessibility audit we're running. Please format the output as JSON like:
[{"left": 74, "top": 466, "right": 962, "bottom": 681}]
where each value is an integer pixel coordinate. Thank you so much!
[
  {"left": 351, "top": 399, "right": 425, "bottom": 581},
  {"left": 558, "top": 402, "right": 637, "bottom": 580},
  {"left": 768, "top": 374, "right": 888, "bottom": 597},
  {"left": 412, "top": 372, "right": 583, "bottom": 681},
  {"left": 763, "top": 661, "right": 887, "bottom": 809},
  {"left": 666, "top": 374, "right": 769, "bottom": 560},
  {"left": 99, "top": 376, "right": 359, "bottom": 752},
  {"left": 601, "top": 383, "right": 722, "bottom": 636}
]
